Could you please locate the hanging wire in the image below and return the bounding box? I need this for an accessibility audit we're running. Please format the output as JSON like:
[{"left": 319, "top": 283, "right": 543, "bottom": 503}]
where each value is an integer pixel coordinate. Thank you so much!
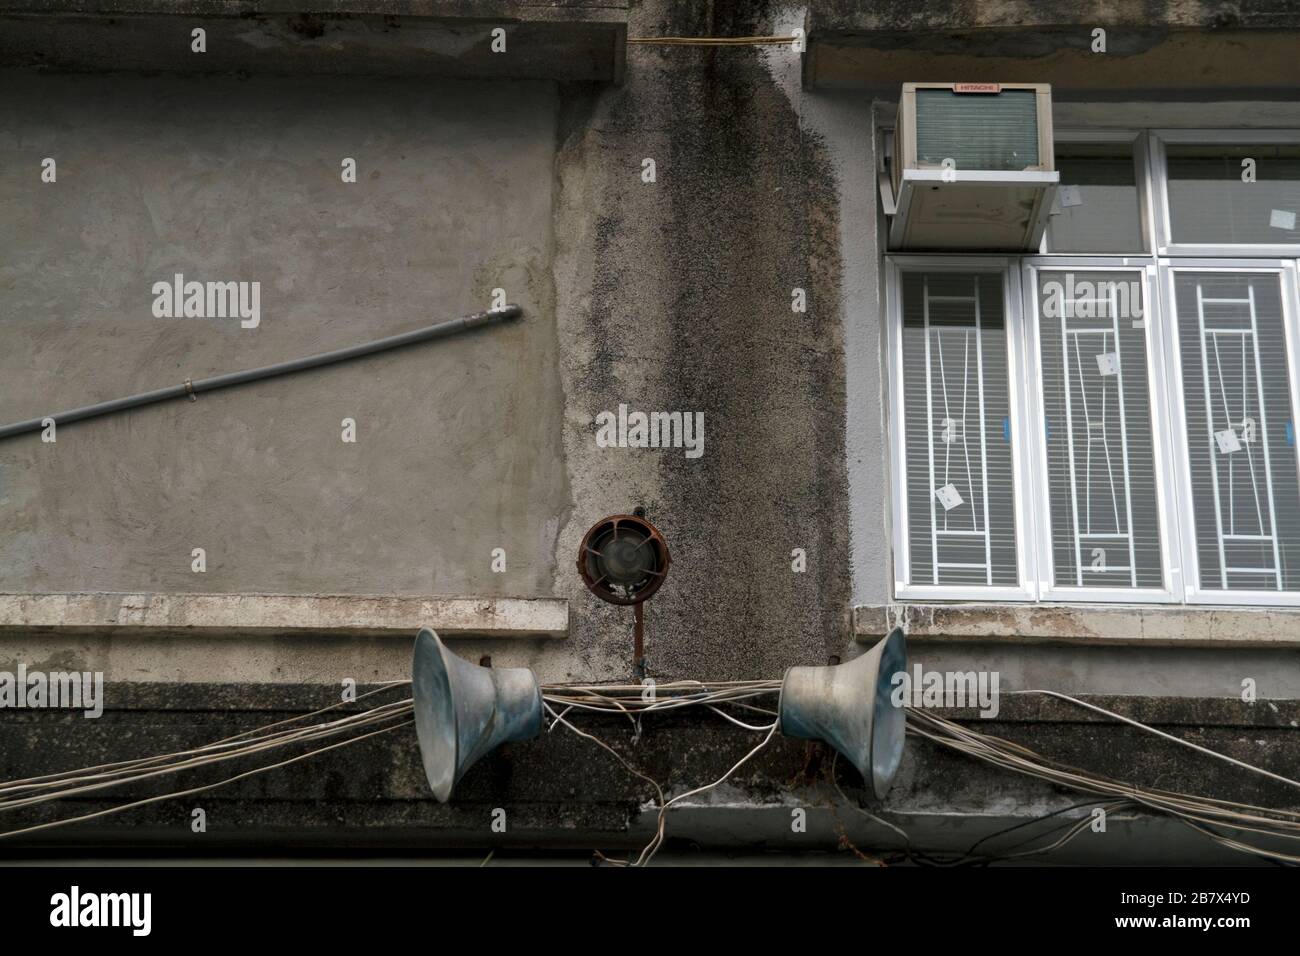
[{"left": 626, "top": 36, "right": 799, "bottom": 46}]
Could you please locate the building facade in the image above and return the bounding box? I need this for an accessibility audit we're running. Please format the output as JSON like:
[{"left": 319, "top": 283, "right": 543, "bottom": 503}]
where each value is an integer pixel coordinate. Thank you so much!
[{"left": 1, "top": 0, "right": 1298, "bottom": 863}]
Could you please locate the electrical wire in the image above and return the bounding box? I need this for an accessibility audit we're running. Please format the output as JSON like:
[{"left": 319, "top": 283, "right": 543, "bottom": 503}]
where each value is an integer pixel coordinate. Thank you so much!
[
  {"left": 635, "top": 721, "right": 780, "bottom": 867},
  {"left": 0, "top": 700, "right": 414, "bottom": 812},
  {"left": 541, "top": 687, "right": 783, "bottom": 867},
  {"left": 0, "top": 719, "right": 412, "bottom": 841},
  {"left": 1009, "top": 689, "right": 1300, "bottom": 791},
  {"left": 2, "top": 676, "right": 1297, "bottom": 866},
  {"left": 0, "top": 688, "right": 417, "bottom": 834},
  {"left": 0, "top": 681, "right": 413, "bottom": 800},
  {"left": 905, "top": 708, "right": 1300, "bottom": 864},
  {"left": 626, "top": 36, "right": 799, "bottom": 46},
  {"left": 962, "top": 798, "right": 1127, "bottom": 860}
]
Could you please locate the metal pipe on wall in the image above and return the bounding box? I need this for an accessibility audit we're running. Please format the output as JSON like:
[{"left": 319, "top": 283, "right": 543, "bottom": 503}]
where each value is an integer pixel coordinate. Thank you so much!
[{"left": 0, "top": 305, "right": 523, "bottom": 441}]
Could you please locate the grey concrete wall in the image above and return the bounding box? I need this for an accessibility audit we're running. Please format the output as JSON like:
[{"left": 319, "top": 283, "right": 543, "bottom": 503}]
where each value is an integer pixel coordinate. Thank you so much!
[
  {"left": 0, "top": 72, "right": 567, "bottom": 599},
  {"left": 761, "top": 9, "right": 891, "bottom": 610}
]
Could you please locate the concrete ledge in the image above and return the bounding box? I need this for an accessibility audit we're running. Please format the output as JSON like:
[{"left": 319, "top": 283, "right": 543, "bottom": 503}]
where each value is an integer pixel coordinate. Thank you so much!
[
  {"left": 855, "top": 602, "right": 1300, "bottom": 649},
  {"left": 0, "top": 1, "right": 629, "bottom": 81},
  {"left": 2, "top": 685, "right": 1295, "bottom": 861},
  {"left": 804, "top": 2, "right": 1300, "bottom": 95},
  {"left": 807, "top": 1, "right": 1300, "bottom": 33},
  {"left": 0, "top": 592, "right": 568, "bottom": 638}
]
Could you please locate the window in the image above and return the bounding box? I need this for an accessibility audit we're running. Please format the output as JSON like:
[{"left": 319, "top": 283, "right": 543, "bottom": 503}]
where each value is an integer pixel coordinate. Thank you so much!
[
  {"left": 1046, "top": 140, "right": 1145, "bottom": 253},
  {"left": 1034, "top": 268, "right": 1163, "bottom": 590},
  {"left": 899, "top": 270, "right": 1019, "bottom": 588},
  {"left": 1154, "top": 131, "right": 1300, "bottom": 255},
  {"left": 1166, "top": 267, "right": 1300, "bottom": 597},
  {"left": 1165, "top": 145, "right": 1300, "bottom": 246},
  {"left": 887, "top": 128, "right": 1300, "bottom": 605}
]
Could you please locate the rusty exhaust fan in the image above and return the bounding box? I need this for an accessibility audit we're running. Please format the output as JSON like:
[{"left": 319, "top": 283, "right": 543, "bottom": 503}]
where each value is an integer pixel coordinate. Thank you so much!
[
  {"left": 576, "top": 511, "right": 671, "bottom": 677},
  {"left": 411, "top": 514, "right": 908, "bottom": 803}
]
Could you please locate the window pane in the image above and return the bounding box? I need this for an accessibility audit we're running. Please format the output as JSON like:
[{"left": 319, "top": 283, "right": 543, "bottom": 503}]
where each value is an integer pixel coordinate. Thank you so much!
[
  {"left": 901, "top": 271, "right": 1018, "bottom": 587},
  {"left": 915, "top": 89, "right": 1040, "bottom": 171},
  {"left": 1167, "top": 144, "right": 1300, "bottom": 245},
  {"left": 1175, "top": 272, "right": 1300, "bottom": 591},
  {"left": 1037, "top": 271, "right": 1163, "bottom": 588},
  {"left": 1047, "top": 143, "right": 1145, "bottom": 253}
]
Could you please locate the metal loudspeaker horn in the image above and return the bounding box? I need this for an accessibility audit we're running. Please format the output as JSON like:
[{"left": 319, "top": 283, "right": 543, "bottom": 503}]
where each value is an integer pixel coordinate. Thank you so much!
[
  {"left": 778, "top": 627, "right": 908, "bottom": 800},
  {"left": 412, "top": 628, "right": 543, "bottom": 803}
]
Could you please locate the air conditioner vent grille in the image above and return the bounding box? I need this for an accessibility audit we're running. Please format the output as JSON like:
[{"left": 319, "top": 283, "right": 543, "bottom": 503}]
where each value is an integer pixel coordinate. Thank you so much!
[{"left": 915, "top": 88, "right": 1041, "bottom": 171}]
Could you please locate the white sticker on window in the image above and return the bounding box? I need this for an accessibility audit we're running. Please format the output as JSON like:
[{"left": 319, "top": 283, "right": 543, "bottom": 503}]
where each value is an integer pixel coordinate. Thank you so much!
[
  {"left": 1095, "top": 352, "right": 1119, "bottom": 376},
  {"left": 1214, "top": 428, "right": 1242, "bottom": 454},
  {"left": 940, "top": 417, "right": 962, "bottom": 444},
  {"left": 1269, "top": 209, "right": 1297, "bottom": 231},
  {"left": 935, "top": 483, "right": 964, "bottom": 511},
  {"left": 1058, "top": 184, "right": 1083, "bottom": 208}
]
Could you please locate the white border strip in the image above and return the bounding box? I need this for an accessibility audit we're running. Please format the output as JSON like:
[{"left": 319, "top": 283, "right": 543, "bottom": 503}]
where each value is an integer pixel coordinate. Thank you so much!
[
  {"left": 855, "top": 601, "right": 1300, "bottom": 648},
  {"left": 0, "top": 593, "right": 569, "bottom": 638}
]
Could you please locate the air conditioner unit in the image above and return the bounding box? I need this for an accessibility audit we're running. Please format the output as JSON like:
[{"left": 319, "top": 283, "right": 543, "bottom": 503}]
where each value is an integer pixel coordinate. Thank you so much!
[{"left": 886, "top": 82, "right": 1058, "bottom": 251}]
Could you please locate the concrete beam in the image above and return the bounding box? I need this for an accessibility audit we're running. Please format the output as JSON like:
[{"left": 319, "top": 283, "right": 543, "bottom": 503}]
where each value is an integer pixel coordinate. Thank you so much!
[
  {"left": 0, "top": 0, "right": 628, "bottom": 81},
  {"left": 2, "top": 684, "right": 1294, "bottom": 862},
  {"left": 803, "top": 1, "right": 1300, "bottom": 96},
  {"left": 856, "top": 602, "right": 1300, "bottom": 649},
  {"left": 807, "top": 1, "right": 1300, "bottom": 33},
  {"left": 0, "top": 592, "right": 569, "bottom": 638}
]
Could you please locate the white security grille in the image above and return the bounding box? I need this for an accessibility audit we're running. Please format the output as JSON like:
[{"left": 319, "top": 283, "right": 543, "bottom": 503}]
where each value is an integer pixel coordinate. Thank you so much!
[
  {"left": 1176, "top": 272, "right": 1300, "bottom": 592},
  {"left": 1037, "top": 271, "right": 1163, "bottom": 590},
  {"left": 1192, "top": 279, "right": 1280, "bottom": 587},
  {"left": 901, "top": 271, "right": 1019, "bottom": 588},
  {"left": 924, "top": 278, "right": 994, "bottom": 584}
]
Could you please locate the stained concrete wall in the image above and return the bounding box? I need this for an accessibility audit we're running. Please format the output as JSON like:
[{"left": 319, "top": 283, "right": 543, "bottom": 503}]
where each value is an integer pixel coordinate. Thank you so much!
[{"left": 548, "top": 6, "right": 852, "bottom": 683}]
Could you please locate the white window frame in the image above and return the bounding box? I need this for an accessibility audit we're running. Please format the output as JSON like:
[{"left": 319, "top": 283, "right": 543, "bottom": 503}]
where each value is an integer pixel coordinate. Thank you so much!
[
  {"left": 1041, "top": 129, "right": 1153, "bottom": 256},
  {"left": 885, "top": 256, "right": 1038, "bottom": 601},
  {"left": 1021, "top": 258, "right": 1182, "bottom": 602},
  {"left": 1151, "top": 129, "right": 1300, "bottom": 258},
  {"left": 1159, "top": 258, "right": 1300, "bottom": 605},
  {"left": 885, "top": 128, "right": 1300, "bottom": 606}
]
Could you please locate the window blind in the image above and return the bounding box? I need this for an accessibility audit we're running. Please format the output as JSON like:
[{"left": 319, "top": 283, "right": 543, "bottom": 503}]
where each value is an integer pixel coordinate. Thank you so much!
[
  {"left": 1048, "top": 145, "right": 1145, "bottom": 253},
  {"left": 1175, "top": 272, "right": 1300, "bottom": 591},
  {"left": 1167, "top": 145, "right": 1300, "bottom": 245},
  {"left": 901, "top": 271, "right": 1019, "bottom": 587},
  {"left": 1037, "top": 270, "right": 1163, "bottom": 589}
]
